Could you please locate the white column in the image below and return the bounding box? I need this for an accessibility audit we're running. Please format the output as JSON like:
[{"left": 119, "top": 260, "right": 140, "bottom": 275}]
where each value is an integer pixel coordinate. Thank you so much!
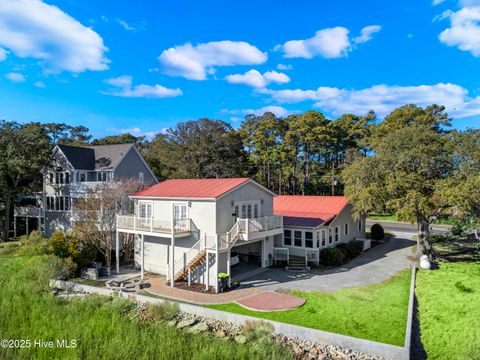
[
  {"left": 206, "top": 253, "right": 210, "bottom": 291},
  {"left": 214, "top": 235, "right": 219, "bottom": 293},
  {"left": 227, "top": 249, "right": 231, "bottom": 287},
  {"left": 170, "top": 203, "right": 175, "bottom": 287},
  {"left": 261, "top": 238, "right": 266, "bottom": 268},
  {"left": 140, "top": 234, "right": 144, "bottom": 280},
  {"left": 25, "top": 217, "right": 29, "bottom": 236},
  {"left": 115, "top": 231, "right": 120, "bottom": 274}
]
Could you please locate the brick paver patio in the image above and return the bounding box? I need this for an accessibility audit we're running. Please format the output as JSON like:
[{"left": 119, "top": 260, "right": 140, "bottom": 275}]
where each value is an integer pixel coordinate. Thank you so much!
[{"left": 236, "top": 291, "right": 305, "bottom": 311}]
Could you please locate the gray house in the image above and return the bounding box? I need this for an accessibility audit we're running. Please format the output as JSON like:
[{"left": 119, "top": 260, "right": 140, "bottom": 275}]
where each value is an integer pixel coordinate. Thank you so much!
[{"left": 14, "top": 143, "right": 157, "bottom": 237}]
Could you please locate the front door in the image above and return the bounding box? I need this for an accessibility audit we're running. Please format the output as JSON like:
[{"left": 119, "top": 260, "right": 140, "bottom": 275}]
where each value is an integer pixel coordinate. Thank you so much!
[{"left": 139, "top": 202, "right": 152, "bottom": 225}]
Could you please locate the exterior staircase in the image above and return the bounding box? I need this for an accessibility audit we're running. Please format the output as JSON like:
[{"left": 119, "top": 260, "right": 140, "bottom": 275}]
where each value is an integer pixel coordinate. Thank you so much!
[
  {"left": 174, "top": 249, "right": 206, "bottom": 281},
  {"left": 285, "top": 255, "right": 310, "bottom": 271}
]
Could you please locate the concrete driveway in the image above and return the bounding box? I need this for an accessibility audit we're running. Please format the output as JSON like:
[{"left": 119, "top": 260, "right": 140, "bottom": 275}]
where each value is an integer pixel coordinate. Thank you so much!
[{"left": 241, "top": 232, "right": 417, "bottom": 292}]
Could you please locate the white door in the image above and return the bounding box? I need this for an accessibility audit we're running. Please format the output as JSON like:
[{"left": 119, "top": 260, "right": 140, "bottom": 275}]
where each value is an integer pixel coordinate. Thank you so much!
[{"left": 139, "top": 202, "right": 152, "bottom": 226}]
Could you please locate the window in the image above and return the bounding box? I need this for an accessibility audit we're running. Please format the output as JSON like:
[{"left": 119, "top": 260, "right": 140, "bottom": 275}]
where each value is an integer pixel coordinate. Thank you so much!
[
  {"left": 65, "top": 197, "right": 70, "bottom": 211},
  {"left": 335, "top": 227, "right": 339, "bottom": 242},
  {"left": 294, "top": 231, "right": 302, "bottom": 247},
  {"left": 329, "top": 228, "right": 333, "bottom": 244},
  {"left": 234, "top": 205, "right": 239, "bottom": 219},
  {"left": 49, "top": 173, "right": 54, "bottom": 184},
  {"left": 59, "top": 197, "right": 65, "bottom": 211},
  {"left": 234, "top": 201, "right": 260, "bottom": 219},
  {"left": 56, "top": 173, "right": 60, "bottom": 184},
  {"left": 97, "top": 172, "right": 107, "bottom": 182},
  {"left": 139, "top": 172, "right": 144, "bottom": 184},
  {"left": 174, "top": 204, "right": 187, "bottom": 220},
  {"left": 247, "top": 204, "right": 252, "bottom": 218},
  {"left": 322, "top": 230, "right": 326, "bottom": 246},
  {"left": 59, "top": 173, "right": 64, "bottom": 184},
  {"left": 358, "top": 220, "right": 363, "bottom": 231},
  {"left": 140, "top": 202, "right": 153, "bottom": 219},
  {"left": 305, "top": 231, "right": 313, "bottom": 248},
  {"left": 55, "top": 197, "right": 60, "bottom": 211},
  {"left": 65, "top": 172, "right": 70, "bottom": 184},
  {"left": 284, "top": 230, "right": 292, "bottom": 246},
  {"left": 80, "top": 172, "right": 86, "bottom": 182},
  {"left": 253, "top": 203, "right": 259, "bottom": 218},
  {"left": 344, "top": 223, "right": 349, "bottom": 235}
]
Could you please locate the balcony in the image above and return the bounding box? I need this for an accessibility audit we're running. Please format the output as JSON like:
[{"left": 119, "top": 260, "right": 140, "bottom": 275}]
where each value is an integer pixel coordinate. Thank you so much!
[
  {"left": 14, "top": 206, "right": 44, "bottom": 218},
  {"left": 116, "top": 215, "right": 196, "bottom": 237}
]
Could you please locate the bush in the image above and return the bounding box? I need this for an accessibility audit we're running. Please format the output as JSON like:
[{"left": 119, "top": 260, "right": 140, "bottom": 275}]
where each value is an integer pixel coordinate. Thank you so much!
[
  {"left": 242, "top": 320, "right": 274, "bottom": 342},
  {"left": 18, "top": 231, "right": 49, "bottom": 256},
  {"left": 133, "top": 301, "right": 179, "bottom": 324},
  {"left": 370, "top": 223, "right": 385, "bottom": 241},
  {"left": 451, "top": 223, "right": 464, "bottom": 237},
  {"left": 336, "top": 241, "right": 363, "bottom": 260},
  {"left": 47, "top": 231, "right": 98, "bottom": 271},
  {"left": 320, "top": 247, "right": 346, "bottom": 266}
]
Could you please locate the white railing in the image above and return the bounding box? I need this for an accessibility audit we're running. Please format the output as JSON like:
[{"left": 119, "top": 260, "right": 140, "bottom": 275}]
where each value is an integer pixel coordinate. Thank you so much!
[
  {"left": 116, "top": 215, "right": 194, "bottom": 234},
  {"left": 305, "top": 248, "right": 320, "bottom": 264},
  {"left": 172, "top": 238, "right": 202, "bottom": 280},
  {"left": 14, "top": 206, "right": 43, "bottom": 217},
  {"left": 274, "top": 247, "right": 289, "bottom": 263},
  {"left": 238, "top": 215, "right": 283, "bottom": 233}
]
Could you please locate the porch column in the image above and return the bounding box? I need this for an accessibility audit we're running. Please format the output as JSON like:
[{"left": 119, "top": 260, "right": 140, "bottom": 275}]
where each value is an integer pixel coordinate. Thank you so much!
[
  {"left": 170, "top": 203, "right": 175, "bottom": 287},
  {"left": 115, "top": 231, "right": 120, "bottom": 274},
  {"left": 214, "top": 235, "right": 219, "bottom": 293},
  {"left": 206, "top": 252, "right": 210, "bottom": 291},
  {"left": 227, "top": 249, "right": 231, "bottom": 287},
  {"left": 25, "top": 217, "right": 29, "bottom": 236},
  {"left": 37, "top": 216, "right": 41, "bottom": 231},
  {"left": 140, "top": 234, "right": 144, "bottom": 280},
  {"left": 13, "top": 217, "right": 17, "bottom": 238}
]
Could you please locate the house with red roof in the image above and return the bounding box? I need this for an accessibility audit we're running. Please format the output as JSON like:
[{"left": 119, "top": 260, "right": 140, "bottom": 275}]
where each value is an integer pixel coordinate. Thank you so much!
[{"left": 115, "top": 178, "right": 366, "bottom": 293}]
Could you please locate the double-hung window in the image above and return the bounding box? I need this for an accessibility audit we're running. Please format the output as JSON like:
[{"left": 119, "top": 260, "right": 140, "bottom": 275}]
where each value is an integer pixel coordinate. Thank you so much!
[
  {"left": 329, "top": 228, "right": 333, "bottom": 244},
  {"left": 335, "top": 227, "right": 339, "bottom": 242},
  {"left": 284, "top": 230, "right": 292, "bottom": 246},
  {"left": 344, "top": 223, "right": 349, "bottom": 235},
  {"left": 322, "top": 230, "right": 326, "bottom": 246},
  {"left": 294, "top": 231, "right": 302, "bottom": 247},
  {"left": 305, "top": 232, "right": 313, "bottom": 248}
]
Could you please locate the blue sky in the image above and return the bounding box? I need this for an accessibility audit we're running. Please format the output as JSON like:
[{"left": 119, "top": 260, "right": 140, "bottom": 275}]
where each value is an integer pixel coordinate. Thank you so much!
[{"left": 0, "top": 0, "right": 479, "bottom": 139}]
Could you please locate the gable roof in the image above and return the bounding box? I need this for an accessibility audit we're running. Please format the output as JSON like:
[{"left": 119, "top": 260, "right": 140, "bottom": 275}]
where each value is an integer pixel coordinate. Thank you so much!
[
  {"left": 274, "top": 195, "right": 349, "bottom": 228},
  {"left": 131, "top": 178, "right": 253, "bottom": 199},
  {"left": 56, "top": 144, "right": 134, "bottom": 170}
]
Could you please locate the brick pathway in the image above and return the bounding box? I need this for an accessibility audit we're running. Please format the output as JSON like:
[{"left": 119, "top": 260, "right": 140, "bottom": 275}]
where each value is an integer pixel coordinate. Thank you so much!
[
  {"left": 146, "top": 276, "right": 265, "bottom": 304},
  {"left": 236, "top": 291, "right": 305, "bottom": 311}
]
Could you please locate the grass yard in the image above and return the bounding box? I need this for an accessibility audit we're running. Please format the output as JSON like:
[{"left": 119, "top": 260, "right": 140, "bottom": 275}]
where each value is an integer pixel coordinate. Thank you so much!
[
  {"left": 367, "top": 214, "right": 399, "bottom": 222},
  {"left": 416, "top": 263, "right": 480, "bottom": 360},
  {"left": 0, "top": 250, "right": 291, "bottom": 360},
  {"left": 208, "top": 270, "right": 411, "bottom": 346}
]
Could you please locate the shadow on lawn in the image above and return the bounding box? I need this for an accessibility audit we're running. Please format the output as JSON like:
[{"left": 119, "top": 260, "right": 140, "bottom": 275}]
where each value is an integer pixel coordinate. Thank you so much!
[{"left": 411, "top": 296, "right": 428, "bottom": 360}]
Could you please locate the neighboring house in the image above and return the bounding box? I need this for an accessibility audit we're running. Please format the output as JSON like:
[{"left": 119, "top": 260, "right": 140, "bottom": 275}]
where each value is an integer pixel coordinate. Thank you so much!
[
  {"left": 115, "top": 178, "right": 367, "bottom": 293},
  {"left": 14, "top": 143, "right": 157, "bottom": 237},
  {"left": 273, "top": 195, "right": 368, "bottom": 265}
]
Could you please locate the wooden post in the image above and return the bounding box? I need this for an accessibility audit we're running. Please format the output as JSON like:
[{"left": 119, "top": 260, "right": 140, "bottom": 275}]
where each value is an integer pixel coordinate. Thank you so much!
[
  {"left": 140, "top": 234, "right": 144, "bottom": 280},
  {"left": 116, "top": 231, "right": 120, "bottom": 274}
]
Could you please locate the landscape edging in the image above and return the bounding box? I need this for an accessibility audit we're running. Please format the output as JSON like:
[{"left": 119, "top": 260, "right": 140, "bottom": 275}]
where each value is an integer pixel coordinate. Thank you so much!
[{"left": 52, "top": 277, "right": 415, "bottom": 360}]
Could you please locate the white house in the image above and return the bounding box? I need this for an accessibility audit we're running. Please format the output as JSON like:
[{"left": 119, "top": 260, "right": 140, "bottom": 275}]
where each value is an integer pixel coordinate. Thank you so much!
[{"left": 115, "top": 178, "right": 367, "bottom": 293}]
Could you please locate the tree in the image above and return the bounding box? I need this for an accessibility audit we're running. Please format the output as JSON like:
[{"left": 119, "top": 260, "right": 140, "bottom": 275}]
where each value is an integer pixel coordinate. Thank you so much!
[
  {"left": 72, "top": 179, "right": 143, "bottom": 274},
  {"left": 91, "top": 133, "right": 145, "bottom": 146},
  {"left": 342, "top": 106, "right": 454, "bottom": 257},
  {"left": 0, "top": 121, "right": 52, "bottom": 241}
]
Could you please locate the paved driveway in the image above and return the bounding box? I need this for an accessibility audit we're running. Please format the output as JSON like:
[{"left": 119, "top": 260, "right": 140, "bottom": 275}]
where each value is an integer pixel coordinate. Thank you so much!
[{"left": 241, "top": 232, "right": 417, "bottom": 292}]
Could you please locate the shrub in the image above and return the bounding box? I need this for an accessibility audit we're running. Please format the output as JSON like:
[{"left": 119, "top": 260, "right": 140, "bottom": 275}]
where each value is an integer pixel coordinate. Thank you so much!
[
  {"left": 18, "top": 231, "right": 49, "bottom": 256},
  {"left": 451, "top": 223, "right": 464, "bottom": 237},
  {"left": 320, "top": 247, "right": 346, "bottom": 266},
  {"left": 336, "top": 241, "right": 363, "bottom": 260},
  {"left": 47, "top": 231, "right": 98, "bottom": 271},
  {"left": 429, "top": 234, "right": 451, "bottom": 243},
  {"left": 370, "top": 223, "right": 385, "bottom": 241},
  {"left": 242, "top": 320, "right": 274, "bottom": 342}
]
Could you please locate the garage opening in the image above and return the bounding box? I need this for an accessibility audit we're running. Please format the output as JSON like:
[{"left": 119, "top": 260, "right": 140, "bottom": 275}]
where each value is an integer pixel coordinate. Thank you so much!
[{"left": 230, "top": 240, "right": 263, "bottom": 282}]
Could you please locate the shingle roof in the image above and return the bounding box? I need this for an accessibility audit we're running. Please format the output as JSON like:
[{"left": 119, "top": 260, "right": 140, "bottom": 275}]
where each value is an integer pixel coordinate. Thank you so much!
[
  {"left": 56, "top": 143, "right": 134, "bottom": 170},
  {"left": 274, "top": 195, "right": 349, "bottom": 228},
  {"left": 132, "top": 178, "right": 251, "bottom": 199}
]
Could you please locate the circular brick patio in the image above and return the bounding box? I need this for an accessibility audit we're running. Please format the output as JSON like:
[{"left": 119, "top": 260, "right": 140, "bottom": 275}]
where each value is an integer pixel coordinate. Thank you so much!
[{"left": 235, "top": 291, "right": 305, "bottom": 312}]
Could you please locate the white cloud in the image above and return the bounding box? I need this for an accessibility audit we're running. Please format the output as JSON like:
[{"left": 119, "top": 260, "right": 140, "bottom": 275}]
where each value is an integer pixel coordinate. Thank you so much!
[
  {"left": 116, "top": 19, "right": 135, "bottom": 31},
  {"left": 279, "top": 25, "right": 381, "bottom": 59},
  {"left": 433, "top": 0, "right": 447, "bottom": 5},
  {"left": 353, "top": 25, "right": 382, "bottom": 44},
  {"left": 102, "top": 75, "right": 182, "bottom": 98},
  {"left": 107, "top": 127, "right": 158, "bottom": 140},
  {"left": 0, "top": 0, "right": 109, "bottom": 73},
  {"left": 5, "top": 72, "right": 26, "bottom": 83},
  {"left": 158, "top": 40, "right": 267, "bottom": 80},
  {"left": 0, "top": 47, "right": 7, "bottom": 61},
  {"left": 34, "top": 80, "right": 46, "bottom": 88},
  {"left": 276, "top": 63, "right": 292, "bottom": 70},
  {"left": 120, "top": 127, "right": 141, "bottom": 134},
  {"left": 223, "top": 105, "right": 296, "bottom": 119},
  {"left": 438, "top": 6, "right": 480, "bottom": 56},
  {"left": 263, "top": 83, "right": 480, "bottom": 118},
  {"left": 225, "top": 69, "right": 290, "bottom": 88}
]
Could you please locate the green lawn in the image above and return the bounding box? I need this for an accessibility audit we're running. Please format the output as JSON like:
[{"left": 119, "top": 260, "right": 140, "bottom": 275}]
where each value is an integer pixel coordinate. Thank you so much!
[
  {"left": 0, "top": 251, "right": 291, "bottom": 360},
  {"left": 208, "top": 270, "right": 411, "bottom": 346},
  {"left": 416, "top": 263, "right": 480, "bottom": 360},
  {"left": 367, "top": 214, "right": 399, "bottom": 222}
]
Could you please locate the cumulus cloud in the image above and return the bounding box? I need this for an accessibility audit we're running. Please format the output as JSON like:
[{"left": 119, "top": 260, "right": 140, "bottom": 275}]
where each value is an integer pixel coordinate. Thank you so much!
[
  {"left": 225, "top": 69, "right": 290, "bottom": 88},
  {"left": 438, "top": 6, "right": 480, "bottom": 56},
  {"left": 353, "top": 25, "right": 382, "bottom": 44},
  {"left": 263, "top": 83, "right": 480, "bottom": 118},
  {"left": 278, "top": 25, "right": 381, "bottom": 59},
  {"left": 158, "top": 40, "right": 267, "bottom": 80},
  {"left": 433, "top": 0, "right": 447, "bottom": 5},
  {"left": 5, "top": 72, "right": 26, "bottom": 83},
  {"left": 0, "top": 47, "right": 7, "bottom": 61},
  {"left": 0, "top": 0, "right": 109, "bottom": 73},
  {"left": 223, "top": 105, "right": 296, "bottom": 119},
  {"left": 102, "top": 75, "right": 182, "bottom": 98},
  {"left": 276, "top": 63, "right": 292, "bottom": 70}
]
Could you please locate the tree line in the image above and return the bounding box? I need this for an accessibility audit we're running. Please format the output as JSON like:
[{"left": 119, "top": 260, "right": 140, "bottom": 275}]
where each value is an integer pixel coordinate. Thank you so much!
[{"left": 0, "top": 104, "right": 479, "bottom": 249}]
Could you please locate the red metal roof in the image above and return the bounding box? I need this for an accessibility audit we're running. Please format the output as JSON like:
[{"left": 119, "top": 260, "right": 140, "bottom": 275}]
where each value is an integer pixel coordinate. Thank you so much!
[
  {"left": 274, "top": 195, "right": 349, "bottom": 228},
  {"left": 132, "top": 178, "right": 251, "bottom": 199}
]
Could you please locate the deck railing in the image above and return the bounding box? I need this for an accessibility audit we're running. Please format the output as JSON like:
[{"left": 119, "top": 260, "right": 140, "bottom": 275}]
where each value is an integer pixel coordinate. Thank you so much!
[{"left": 116, "top": 215, "right": 193, "bottom": 234}]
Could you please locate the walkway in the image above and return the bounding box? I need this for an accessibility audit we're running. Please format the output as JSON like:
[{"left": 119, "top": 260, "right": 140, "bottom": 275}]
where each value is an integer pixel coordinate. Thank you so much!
[{"left": 240, "top": 232, "right": 417, "bottom": 292}]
